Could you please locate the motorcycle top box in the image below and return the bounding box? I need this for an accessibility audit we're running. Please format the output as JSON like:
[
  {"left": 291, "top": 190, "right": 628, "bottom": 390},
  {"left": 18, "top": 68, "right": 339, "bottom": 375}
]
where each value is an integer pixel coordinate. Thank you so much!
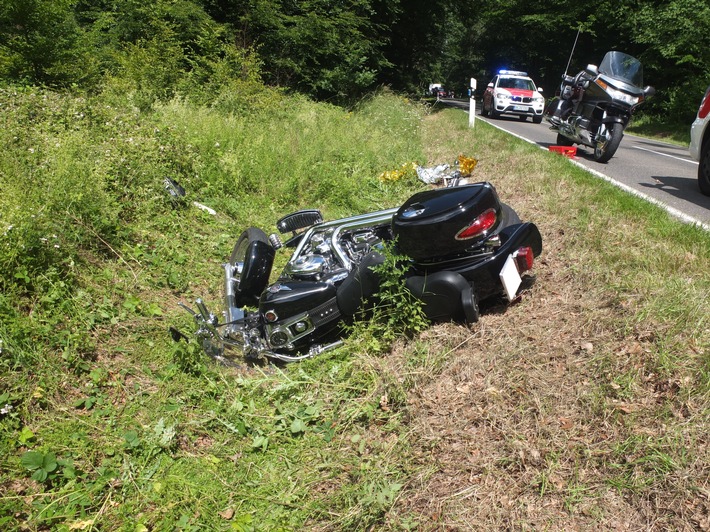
[{"left": 393, "top": 182, "right": 503, "bottom": 260}]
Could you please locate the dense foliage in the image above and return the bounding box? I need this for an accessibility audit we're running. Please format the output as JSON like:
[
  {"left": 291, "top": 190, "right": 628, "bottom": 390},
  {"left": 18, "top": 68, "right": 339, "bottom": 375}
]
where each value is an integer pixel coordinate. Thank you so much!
[
  {"left": 1, "top": 0, "right": 709, "bottom": 119},
  {"left": 0, "top": 87, "right": 430, "bottom": 528}
]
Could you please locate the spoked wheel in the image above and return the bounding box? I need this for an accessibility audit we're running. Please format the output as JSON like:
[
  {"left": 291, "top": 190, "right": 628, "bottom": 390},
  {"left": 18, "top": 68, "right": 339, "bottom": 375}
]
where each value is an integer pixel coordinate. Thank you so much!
[
  {"left": 594, "top": 122, "right": 624, "bottom": 163},
  {"left": 229, "top": 227, "right": 273, "bottom": 308},
  {"left": 698, "top": 141, "right": 710, "bottom": 196}
]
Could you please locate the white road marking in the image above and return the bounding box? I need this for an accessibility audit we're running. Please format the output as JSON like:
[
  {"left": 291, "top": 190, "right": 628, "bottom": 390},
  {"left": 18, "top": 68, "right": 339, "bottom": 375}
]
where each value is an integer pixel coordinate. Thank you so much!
[{"left": 631, "top": 145, "right": 697, "bottom": 165}]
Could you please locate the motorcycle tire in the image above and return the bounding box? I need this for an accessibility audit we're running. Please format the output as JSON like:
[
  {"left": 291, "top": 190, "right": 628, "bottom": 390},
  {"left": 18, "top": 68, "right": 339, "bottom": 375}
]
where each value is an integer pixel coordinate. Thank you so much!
[
  {"left": 594, "top": 122, "right": 623, "bottom": 163},
  {"left": 501, "top": 202, "right": 521, "bottom": 227},
  {"left": 229, "top": 227, "right": 273, "bottom": 308},
  {"left": 555, "top": 133, "right": 575, "bottom": 146},
  {"left": 698, "top": 141, "right": 710, "bottom": 196}
]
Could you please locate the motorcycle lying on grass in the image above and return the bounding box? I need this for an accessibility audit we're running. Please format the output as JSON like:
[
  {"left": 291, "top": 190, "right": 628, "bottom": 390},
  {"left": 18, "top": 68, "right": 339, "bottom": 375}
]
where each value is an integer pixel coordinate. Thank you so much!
[
  {"left": 176, "top": 182, "right": 542, "bottom": 363},
  {"left": 544, "top": 50, "right": 655, "bottom": 163}
]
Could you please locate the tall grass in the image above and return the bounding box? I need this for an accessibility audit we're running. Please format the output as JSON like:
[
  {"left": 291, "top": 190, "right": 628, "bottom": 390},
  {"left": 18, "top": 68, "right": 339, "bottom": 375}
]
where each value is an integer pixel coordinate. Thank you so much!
[
  {"left": 1, "top": 85, "right": 708, "bottom": 530},
  {"left": 0, "top": 85, "right": 431, "bottom": 530}
]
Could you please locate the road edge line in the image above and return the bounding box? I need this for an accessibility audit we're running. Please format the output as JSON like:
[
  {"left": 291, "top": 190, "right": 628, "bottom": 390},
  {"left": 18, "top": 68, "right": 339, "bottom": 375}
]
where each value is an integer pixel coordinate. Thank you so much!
[{"left": 481, "top": 119, "right": 710, "bottom": 232}]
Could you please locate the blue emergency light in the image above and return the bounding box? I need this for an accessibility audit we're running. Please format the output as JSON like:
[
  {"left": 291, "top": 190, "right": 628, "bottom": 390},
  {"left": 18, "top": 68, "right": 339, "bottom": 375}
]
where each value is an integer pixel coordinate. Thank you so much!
[{"left": 499, "top": 69, "right": 528, "bottom": 76}]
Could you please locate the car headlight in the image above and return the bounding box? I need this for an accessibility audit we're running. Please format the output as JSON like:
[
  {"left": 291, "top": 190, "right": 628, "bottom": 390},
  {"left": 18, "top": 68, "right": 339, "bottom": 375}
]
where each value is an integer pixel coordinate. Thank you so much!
[{"left": 495, "top": 92, "right": 510, "bottom": 100}]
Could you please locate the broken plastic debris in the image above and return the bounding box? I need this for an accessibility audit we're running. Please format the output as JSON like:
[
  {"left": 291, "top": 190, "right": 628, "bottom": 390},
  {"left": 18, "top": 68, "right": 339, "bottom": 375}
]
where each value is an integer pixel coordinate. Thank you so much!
[
  {"left": 416, "top": 163, "right": 450, "bottom": 184},
  {"left": 193, "top": 202, "right": 216, "bottom": 215}
]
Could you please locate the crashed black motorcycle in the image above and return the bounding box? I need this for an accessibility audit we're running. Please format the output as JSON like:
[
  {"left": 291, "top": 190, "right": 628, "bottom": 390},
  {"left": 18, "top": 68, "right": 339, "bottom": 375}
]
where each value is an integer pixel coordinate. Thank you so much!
[
  {"left": 178, "top": 182, "right": 542, "bottom": 362},
  {"left": 545, "top": 51, "right": 655, "bottom": 163}
]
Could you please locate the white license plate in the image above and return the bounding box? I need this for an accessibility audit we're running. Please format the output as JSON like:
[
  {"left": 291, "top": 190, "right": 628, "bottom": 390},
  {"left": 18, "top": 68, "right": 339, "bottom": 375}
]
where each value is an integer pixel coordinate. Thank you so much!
[
  {"left": 513, "top": 105, "right": 528, "bottom": 111},
  {"left": 499, "top": 254, "right": 522, "bottom": 301}
]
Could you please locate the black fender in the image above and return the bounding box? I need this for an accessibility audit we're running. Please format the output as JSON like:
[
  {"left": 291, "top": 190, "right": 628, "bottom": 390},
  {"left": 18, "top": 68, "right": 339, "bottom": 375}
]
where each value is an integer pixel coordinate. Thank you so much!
[
  {"left": 335, "top": 252, "right": 385, "bottom": 317},
  {"left": 405, "top": 271, "right": 479, "bottom": 323},
  {"left": 600, "top": 110, "right": 630, "bottom": 127}
]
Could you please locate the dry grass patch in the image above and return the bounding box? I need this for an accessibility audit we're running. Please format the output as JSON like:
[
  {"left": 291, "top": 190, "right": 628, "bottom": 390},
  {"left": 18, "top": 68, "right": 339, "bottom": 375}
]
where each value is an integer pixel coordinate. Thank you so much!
[{"left": 389, "top": 112, "right": 710, "bottom": 530}]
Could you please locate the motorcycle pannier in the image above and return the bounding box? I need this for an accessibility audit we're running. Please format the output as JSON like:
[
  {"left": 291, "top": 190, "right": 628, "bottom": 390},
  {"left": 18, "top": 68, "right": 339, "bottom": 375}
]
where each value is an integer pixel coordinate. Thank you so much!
[{"left": 392, "top": 182, "right": 502, "bottom": 260}]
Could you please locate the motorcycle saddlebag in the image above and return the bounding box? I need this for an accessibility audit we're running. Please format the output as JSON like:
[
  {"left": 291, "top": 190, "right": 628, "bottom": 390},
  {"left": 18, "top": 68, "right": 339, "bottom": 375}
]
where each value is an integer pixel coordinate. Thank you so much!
[{"left": 392, "top": 182, "right": 503, "bottom": 260}]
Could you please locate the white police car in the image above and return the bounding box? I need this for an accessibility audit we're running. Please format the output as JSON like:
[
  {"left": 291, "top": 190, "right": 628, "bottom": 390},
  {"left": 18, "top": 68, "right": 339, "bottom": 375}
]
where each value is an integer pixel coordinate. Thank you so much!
[{"left": 482, "top": 70, "right": 545, "bottom": 123}]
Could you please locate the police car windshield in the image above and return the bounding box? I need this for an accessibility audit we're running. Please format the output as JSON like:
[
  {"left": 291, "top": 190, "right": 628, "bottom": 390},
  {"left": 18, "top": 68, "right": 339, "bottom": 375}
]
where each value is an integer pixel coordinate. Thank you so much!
[{"left": 499, "top": 78, "right": 535, "bottom": 91}]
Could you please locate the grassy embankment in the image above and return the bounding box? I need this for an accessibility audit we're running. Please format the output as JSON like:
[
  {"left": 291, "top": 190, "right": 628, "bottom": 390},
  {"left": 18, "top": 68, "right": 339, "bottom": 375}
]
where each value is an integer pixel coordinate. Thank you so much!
[{"left": 0, "top": 87, "right": 708, "bottom": 530}]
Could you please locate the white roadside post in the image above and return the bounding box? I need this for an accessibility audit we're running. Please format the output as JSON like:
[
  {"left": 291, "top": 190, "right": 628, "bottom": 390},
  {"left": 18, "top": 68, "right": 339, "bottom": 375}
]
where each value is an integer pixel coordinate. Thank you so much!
[{"left": 469, "top": 77, "right": 477, "bottom": 128}]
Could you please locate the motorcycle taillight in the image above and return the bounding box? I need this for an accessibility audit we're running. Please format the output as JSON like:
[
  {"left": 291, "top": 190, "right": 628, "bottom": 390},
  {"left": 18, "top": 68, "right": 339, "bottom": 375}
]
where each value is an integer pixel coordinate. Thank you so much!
[
  {"left": 455, "top": 208, "right": 497, "bottom": 241},
  {"left": 513, "top": 246, "right": 534, "bottom": 272}
]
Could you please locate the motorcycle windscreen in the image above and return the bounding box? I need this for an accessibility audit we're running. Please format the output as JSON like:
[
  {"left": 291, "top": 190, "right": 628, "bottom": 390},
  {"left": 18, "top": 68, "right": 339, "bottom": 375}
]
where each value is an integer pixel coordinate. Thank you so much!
[{"left": 599, "top": 51, "right": 643, "bottom": 87}]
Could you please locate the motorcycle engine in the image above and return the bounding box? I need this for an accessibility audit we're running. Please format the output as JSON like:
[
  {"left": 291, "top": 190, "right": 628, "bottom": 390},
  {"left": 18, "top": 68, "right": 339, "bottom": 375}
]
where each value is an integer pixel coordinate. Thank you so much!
[{"left": 284, "top": 226, "right": 387, "bottom": 282}]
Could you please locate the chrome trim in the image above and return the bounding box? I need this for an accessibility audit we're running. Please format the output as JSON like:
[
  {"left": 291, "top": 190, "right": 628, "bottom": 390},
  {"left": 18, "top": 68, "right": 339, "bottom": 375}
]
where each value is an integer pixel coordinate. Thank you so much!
[
  {"left": 222, "top": 263, "right": 244, "bottom": 338},
  {"left": 264, "top": 312, "right": 315, "bottom": 349},
  {"left": 287, "top": 208, "right": 398, "bottom": 271},
  {"left": 330, "top": 210, "right": 397, "bottom": 269}
]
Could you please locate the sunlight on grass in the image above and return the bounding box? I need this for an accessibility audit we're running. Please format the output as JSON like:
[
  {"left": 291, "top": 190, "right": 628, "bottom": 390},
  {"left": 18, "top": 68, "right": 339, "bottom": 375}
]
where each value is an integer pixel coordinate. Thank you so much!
[{"left": 1, "top": 87, "right": 709, "bottom": 530}]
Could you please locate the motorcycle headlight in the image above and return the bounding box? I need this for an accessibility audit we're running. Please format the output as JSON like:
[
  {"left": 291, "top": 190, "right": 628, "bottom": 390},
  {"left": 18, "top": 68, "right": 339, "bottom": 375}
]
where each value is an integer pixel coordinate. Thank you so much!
[{"left": 598, "top": 82, "right": 640, "bottom": 106}]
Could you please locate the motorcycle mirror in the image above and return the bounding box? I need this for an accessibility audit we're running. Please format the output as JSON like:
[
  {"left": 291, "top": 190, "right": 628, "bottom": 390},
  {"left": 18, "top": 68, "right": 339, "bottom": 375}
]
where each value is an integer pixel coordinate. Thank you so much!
[
  {"left": 164, "top": 177, "right": 186, "bottom": 198},
  {"left": 643, "top": 86, "right": 656, "bottom": 97},
  {"left": 585, "top": 64, "right": 598, "bottom": 76}
]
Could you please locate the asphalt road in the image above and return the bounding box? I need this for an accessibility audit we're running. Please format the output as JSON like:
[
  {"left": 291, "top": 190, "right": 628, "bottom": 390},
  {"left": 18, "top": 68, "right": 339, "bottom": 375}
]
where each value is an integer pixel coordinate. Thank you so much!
[{"left": 438, "top": 98, "right": 710, "bottom": 229}]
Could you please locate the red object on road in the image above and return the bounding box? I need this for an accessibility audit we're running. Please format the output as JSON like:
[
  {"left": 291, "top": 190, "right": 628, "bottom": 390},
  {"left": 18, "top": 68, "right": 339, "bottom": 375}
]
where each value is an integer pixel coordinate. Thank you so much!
[{"left": 548, "top": 145, "right": 577, "bottom": 158}]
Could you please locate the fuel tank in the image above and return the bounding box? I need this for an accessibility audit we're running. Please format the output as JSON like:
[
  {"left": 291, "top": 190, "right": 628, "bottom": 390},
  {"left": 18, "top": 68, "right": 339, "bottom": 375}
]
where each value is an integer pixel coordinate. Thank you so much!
[{"left": 259, "top": 280, "right": 339, "bottom": 325}]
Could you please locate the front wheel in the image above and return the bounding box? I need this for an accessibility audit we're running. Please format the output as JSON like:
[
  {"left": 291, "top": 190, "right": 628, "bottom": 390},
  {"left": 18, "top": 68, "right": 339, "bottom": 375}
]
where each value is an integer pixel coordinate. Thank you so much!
[
  {"left": 533, "top": 115, "right": 543, "bottom": 124},
  {"left": 698, "top": 141, "right": 710, "bottom": 196},
  {"left": 594, "top": 122, "right": 624, "bottom": 163}
]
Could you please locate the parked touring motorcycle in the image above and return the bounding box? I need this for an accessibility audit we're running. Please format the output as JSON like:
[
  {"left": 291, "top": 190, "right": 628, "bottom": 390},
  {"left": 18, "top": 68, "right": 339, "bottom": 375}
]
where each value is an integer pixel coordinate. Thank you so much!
[
  {"left": 178, "top": 182, "right": 542, "bottom": 362},
  {"left": 544, "top": 51, "right": 655, "bottom": 163}
]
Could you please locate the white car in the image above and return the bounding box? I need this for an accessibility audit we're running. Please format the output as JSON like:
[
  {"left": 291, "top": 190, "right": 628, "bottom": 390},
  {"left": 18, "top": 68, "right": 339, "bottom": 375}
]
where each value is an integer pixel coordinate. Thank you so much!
[
  {"left": 482, "top": 70, "right": 545, "bottom": 123},
  {"left": 690, "top": 84, "right": 710, "bottom": 196}
]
